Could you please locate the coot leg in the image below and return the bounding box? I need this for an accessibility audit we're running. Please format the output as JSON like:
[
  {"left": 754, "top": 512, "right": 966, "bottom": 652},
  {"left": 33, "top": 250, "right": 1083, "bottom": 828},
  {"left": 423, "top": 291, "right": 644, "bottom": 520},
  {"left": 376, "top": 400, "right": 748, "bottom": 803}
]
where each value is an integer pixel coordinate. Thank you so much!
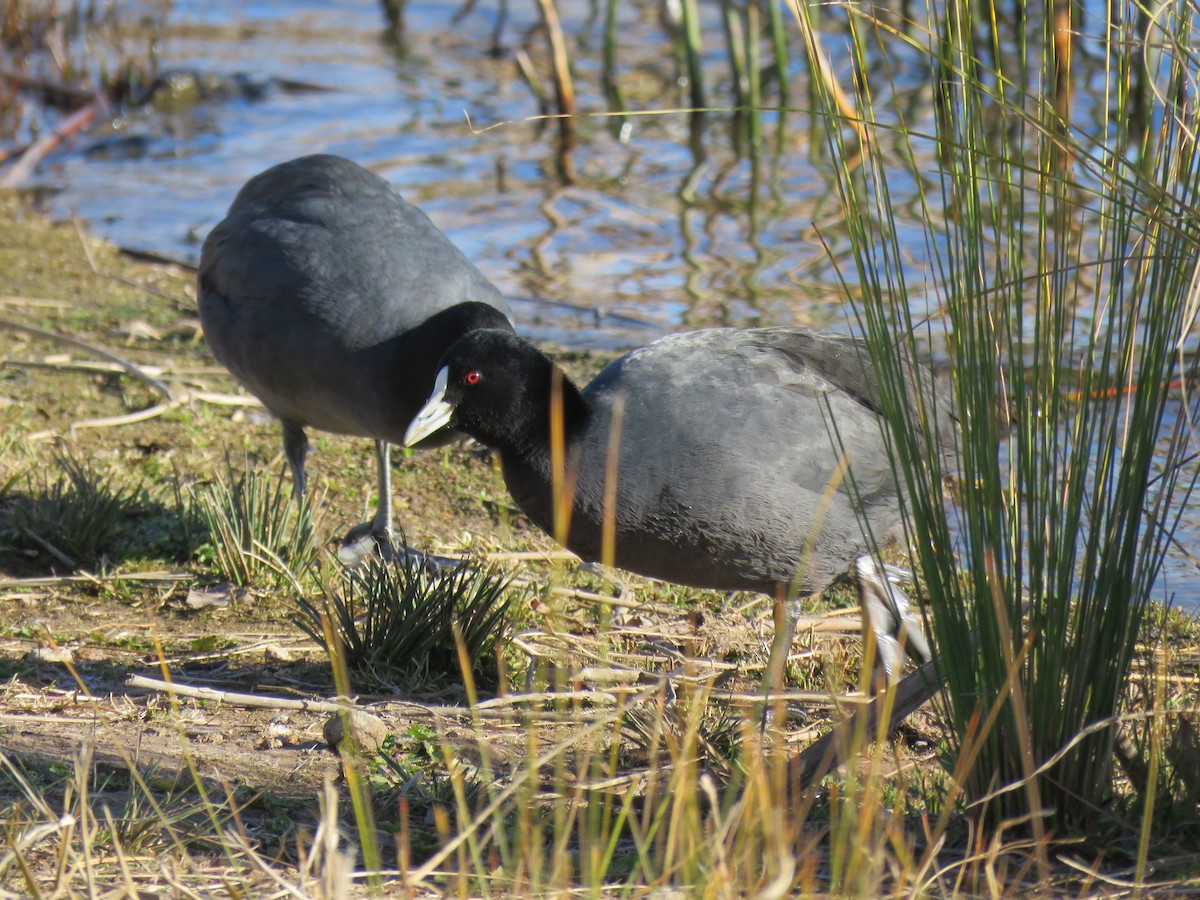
[
  {"left": 760, "top": 583, "right": 801, "bottom": 726},
  {"left": 370, "top": 439, "right": 395, "bottom": 549},
  {"left": 282, "top": 421, "right": 310, "bottom": 498},
  {"left": 338, "top": 440, "right": 397, "bottom": 565}
]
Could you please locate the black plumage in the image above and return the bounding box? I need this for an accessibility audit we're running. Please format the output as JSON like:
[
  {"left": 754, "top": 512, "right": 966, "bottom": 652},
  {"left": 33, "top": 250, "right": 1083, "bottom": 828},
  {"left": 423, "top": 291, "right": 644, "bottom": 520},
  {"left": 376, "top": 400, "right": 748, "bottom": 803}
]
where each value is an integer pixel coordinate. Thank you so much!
[{"left": 198, "top": 154, "right": 512, "bottom": 555}]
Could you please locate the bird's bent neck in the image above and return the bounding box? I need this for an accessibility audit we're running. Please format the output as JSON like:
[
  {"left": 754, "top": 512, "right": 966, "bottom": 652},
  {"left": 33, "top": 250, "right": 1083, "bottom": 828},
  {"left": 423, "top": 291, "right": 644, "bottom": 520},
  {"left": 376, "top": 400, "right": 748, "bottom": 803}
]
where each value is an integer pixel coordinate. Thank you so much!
[{"left": 498, "top": 361, "right": 588, "bottom": 477}]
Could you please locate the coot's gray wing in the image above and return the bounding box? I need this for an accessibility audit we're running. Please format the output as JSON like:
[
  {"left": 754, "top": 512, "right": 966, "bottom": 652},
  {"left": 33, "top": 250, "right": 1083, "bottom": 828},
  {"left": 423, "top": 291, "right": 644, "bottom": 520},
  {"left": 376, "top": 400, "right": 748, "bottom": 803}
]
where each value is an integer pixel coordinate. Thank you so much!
[{"left": 570, "top": 328, "right": 903, "bottom": 592}]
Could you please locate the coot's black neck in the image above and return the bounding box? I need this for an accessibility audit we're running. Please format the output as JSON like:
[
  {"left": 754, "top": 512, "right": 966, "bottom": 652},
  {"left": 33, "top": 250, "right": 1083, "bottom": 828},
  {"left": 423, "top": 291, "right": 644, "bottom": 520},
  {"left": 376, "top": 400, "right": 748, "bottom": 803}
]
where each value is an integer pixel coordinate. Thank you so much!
[
  {"left": 468, "top": 343, "right": 585, "bottom": 477},
  {"left": 495, "top": 362, "right": 589, "bottom": 541}
]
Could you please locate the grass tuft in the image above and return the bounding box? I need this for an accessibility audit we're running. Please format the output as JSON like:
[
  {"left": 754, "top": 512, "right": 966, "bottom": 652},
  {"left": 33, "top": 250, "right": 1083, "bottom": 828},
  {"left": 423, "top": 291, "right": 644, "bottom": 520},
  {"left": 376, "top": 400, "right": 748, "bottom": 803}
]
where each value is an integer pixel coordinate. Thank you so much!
[
  {"left": 296, "top": 553, "right": 521, "bottom": 692},
  {"left": 191, "top": 459, "right": 318, "bottom": 587},
  {"left": 6, "top": 451, "right": 141, "bottom": 568},
  {"left": 805, "top": 0, "right": 1200, "bottom": 838}
]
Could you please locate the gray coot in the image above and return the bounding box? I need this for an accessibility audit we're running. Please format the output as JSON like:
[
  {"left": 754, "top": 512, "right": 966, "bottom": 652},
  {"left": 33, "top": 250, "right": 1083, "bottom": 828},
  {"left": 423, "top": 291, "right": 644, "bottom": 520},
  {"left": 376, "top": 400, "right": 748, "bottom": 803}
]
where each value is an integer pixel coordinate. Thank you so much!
[
  {"left": 198, "top": 154, "right": 513, "bottom": 558},
  {"left": 404, "top": 326, "right": 944, "bottom": 688}
]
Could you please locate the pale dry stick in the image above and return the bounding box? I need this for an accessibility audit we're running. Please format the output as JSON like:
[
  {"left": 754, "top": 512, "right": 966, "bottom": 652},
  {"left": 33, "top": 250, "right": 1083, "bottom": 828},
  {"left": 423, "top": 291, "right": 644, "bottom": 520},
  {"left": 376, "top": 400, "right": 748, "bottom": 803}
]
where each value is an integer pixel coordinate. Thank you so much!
[
  {"left": 8, "top": 358, "right": 167, "bottom": 379},
  {"left": 484, "top": 550, "right": 579, "bottom": 561},
  {"left": 28, "top": 398, "right": 187, "bottom": 441},
  {"left": 570, "top": 666, "right": 645, "bottom": 684},
  {"left": 471, "top": 689, "right": 623, "bottom": 709},
  {"left": 0, "top": 296, "right": 75, "bottom": 310},
  {"left": 1057, "top": 854, "right": 1185, "bottom": 891},
  {"left": 126, "top": 675, "right": 351, "bottom": 714},
  {"left": 128, "top": 674, "right": 624, "bottom": 721},
  {"left": 0, "top": 571, "right": 188, "bottom": 591},
  {"left": 190, "top": 389, "right": 264, "bottom": 407},
  {"left": 0, "top": 317, "right": 173, "bottom": 400}
]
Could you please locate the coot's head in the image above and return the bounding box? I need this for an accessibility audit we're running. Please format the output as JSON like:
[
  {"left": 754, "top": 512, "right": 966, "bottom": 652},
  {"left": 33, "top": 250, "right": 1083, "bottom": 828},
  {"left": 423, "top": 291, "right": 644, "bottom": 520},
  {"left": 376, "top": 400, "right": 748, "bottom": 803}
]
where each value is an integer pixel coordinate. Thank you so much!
[{"left": 404, "top": 329, "right": 579, "bottom": 451}]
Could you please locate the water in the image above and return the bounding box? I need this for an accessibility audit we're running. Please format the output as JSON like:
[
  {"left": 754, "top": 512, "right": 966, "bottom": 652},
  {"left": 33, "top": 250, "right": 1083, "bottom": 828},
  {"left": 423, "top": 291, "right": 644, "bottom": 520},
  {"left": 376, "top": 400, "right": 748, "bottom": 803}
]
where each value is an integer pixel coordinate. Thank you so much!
[{"left": 11, "top": 0, "right": 1200, "bottom": 608}]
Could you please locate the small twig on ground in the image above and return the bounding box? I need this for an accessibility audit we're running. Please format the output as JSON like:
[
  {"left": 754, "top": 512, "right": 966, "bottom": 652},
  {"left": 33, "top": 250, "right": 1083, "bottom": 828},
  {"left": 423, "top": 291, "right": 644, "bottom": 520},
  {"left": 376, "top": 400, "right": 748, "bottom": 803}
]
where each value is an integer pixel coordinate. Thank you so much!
[
  {"left": 28, "top": 398, "right": 187, "bottom": 441},
  {"left": 5, "top": 359, "right": 165, "bottom": 379},
  {"left": 472, "top": 689, "right": 621, "bottom": 709},
  {"left": 0, "top": 571, "right": 189, "bottom": 590},
  {"left": 0, "top": 317, "right": 173, "bottom": 399},
  {"left": 0, "top": 296, "right": 75, "bottom": 310},
  {"left": 484, "top": 549, "right": 579, "bottom": 561},
  {"left": 189, "top": 390, "right": 263, "bottom": 407},
  {"left": 127, "top": 675, "right": 351, "bottom": 713}
]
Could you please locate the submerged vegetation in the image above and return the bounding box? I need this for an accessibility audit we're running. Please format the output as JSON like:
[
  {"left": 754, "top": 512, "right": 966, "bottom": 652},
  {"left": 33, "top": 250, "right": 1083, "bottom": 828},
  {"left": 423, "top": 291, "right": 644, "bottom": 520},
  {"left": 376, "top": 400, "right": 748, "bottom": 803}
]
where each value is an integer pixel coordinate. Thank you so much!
[{"left": 1, "top": 0, "right": 1199, "bottom": 896}]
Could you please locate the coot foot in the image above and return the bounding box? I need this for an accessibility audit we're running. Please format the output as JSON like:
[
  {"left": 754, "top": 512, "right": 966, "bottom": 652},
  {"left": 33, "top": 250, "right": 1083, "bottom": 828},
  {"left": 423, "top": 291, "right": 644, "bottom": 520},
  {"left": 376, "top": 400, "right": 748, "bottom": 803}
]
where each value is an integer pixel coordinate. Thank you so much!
[
  {"left": 854, "top": 556, "right": 931, "bottom": 688},
  {"left": 337, "top": 521, "right": 396, "bottom": 566}
]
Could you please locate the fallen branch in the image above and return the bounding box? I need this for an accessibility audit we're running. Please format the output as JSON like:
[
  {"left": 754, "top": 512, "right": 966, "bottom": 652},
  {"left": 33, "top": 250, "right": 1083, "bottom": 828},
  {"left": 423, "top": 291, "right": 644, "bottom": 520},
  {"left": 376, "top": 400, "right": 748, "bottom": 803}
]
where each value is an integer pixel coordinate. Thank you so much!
[
  {"left": 1, "top": 94, "right": 105, "bottom": 187},
  {"left": 127, "top": 675, "right": 350, "bottom": 713}
]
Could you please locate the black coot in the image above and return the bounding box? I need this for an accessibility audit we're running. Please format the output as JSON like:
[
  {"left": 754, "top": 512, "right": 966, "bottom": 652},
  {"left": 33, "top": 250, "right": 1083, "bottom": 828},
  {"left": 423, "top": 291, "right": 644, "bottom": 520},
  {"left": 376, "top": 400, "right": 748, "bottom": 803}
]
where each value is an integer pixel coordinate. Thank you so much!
[
  {"left": 198, "top": 155, "right": 513, "bottom": 558},
  {"left": 405, "top": 327, "right": 944, "bottom": 686}
]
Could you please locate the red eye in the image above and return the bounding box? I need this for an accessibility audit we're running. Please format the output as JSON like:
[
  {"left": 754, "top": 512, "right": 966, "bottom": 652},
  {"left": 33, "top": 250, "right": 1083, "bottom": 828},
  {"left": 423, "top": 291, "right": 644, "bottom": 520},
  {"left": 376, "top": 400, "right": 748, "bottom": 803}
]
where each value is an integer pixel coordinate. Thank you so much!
[{"left": 465, "top": 370, "right": 482, "bottom": 386}]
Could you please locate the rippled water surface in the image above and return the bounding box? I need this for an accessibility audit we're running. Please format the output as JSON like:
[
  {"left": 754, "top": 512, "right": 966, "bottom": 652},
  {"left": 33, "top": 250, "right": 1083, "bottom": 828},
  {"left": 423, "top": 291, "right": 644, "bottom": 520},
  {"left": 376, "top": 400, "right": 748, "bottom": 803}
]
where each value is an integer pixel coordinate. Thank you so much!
[
  {"left": 15, "top": 0, "right": 1200, "bottom": 608},
  {"left": 34, "top": 0, "right": 869, "bottom": 349}
]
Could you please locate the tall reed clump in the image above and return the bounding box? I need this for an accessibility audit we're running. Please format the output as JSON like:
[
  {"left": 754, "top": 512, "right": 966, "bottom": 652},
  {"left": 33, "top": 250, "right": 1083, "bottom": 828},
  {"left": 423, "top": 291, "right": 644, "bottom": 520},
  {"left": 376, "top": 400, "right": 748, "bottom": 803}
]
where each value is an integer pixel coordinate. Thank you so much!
[{"left": 798, "top": 0, "right": 1200, "bottom": 831}]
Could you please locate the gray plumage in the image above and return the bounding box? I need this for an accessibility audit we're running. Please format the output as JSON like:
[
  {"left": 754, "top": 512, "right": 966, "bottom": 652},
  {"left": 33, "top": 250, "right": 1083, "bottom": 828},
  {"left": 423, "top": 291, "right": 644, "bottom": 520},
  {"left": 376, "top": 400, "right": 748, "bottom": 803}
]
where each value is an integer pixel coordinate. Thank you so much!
[{"left": 198, "top": 154, "right": 513, "bottom": 552}]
